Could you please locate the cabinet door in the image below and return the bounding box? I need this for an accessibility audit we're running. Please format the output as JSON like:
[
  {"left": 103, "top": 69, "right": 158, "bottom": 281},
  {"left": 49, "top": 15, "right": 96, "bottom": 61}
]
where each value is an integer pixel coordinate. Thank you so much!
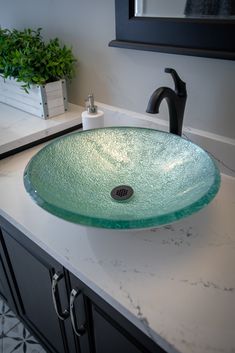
[
  {"left": 92, "top": 304, "right": 149, "bottom": 353},
  {"left": 1, "top": 227, "right": 76, "bottom": 353}
]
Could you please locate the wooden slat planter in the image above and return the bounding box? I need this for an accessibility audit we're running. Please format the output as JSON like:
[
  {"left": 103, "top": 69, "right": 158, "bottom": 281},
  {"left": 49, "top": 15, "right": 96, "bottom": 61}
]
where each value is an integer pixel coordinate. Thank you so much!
[{"left": 0, "top": 77, "right": 68, "bottom": 119}]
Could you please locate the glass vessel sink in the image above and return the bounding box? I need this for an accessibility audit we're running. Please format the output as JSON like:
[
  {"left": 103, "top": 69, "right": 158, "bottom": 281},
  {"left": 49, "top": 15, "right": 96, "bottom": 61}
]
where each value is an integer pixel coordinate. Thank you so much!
[{"left": 24, "top": 127, "right": 220, "bottom": 230}]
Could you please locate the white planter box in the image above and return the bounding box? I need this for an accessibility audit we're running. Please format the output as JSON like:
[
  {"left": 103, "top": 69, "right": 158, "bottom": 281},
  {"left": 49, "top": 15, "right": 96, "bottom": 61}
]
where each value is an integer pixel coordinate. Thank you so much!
[{"left": 0, "top": 77, "right": 68, "bottom": 119}]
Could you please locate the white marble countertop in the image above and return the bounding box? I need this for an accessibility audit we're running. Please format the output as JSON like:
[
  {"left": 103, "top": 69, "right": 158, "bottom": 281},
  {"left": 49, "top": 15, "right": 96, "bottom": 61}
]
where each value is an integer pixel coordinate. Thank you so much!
[
  {"left": 0, "top": 102, "right": 83, "bottom": 155},
  {"left": 0, "top": 141, "right": 234, "bottom": 353}
]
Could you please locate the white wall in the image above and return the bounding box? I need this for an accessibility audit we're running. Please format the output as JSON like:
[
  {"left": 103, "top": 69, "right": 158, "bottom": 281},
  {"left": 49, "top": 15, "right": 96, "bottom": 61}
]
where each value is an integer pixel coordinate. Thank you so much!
[{"left": 1, "top": 0, "right": 235, "bottom": 138}]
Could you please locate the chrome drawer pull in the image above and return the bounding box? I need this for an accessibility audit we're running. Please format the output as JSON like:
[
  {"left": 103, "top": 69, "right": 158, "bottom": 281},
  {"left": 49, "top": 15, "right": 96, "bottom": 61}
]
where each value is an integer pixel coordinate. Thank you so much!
[
  {"left": 51, "top": 272, "right": 69, "bottom": 321},
  {"left": 70, "top": 288, "right": 86, "bottom": 337}
]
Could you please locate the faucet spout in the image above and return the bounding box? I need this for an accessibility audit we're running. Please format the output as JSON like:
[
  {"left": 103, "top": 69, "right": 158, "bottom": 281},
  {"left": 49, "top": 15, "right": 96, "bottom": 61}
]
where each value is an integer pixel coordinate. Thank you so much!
[
  {"left": 146, "top": 68, "right": 187, "bottom": 136},
  {"left": 146, "top": 87, "right": 176, "bottom": 114}
]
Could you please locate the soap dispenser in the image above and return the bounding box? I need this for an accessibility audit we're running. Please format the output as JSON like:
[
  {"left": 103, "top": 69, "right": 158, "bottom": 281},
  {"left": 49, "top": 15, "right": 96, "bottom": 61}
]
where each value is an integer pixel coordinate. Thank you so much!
[{"left": 82, "top": 94, "right": 104, "bottom": 130}]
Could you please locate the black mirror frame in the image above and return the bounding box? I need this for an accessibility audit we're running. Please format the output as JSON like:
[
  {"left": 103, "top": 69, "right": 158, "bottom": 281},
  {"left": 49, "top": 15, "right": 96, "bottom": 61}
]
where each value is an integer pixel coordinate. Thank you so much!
[{"left": 109, "top": 0, "right": 235, "bottom": 60}]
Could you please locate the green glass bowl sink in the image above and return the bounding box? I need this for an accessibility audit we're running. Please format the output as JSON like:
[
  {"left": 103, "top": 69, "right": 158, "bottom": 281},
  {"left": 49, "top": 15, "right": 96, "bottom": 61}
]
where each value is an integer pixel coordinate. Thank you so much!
[{"left": 24, "top": 127, "right": 220, "bottom": 230}]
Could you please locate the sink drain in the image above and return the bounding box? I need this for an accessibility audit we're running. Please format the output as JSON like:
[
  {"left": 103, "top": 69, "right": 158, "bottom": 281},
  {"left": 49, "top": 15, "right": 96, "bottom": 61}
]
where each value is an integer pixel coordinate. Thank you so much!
[{"left": 111, "top": 185, "right": 134, "bottom": 201}]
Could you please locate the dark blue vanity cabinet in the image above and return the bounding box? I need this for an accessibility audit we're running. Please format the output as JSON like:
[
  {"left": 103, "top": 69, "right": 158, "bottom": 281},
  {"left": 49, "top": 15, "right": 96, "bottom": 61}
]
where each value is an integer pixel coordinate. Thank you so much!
[{"left": 0, "top": 217, "right": 166, "bottom": 353}]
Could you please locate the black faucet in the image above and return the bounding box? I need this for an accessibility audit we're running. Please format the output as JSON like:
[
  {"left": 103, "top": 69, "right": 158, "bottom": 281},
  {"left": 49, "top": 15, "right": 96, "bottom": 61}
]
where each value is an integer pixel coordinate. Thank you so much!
[{"left": 146, "top": 68, "right": 187, "bottom": 136}]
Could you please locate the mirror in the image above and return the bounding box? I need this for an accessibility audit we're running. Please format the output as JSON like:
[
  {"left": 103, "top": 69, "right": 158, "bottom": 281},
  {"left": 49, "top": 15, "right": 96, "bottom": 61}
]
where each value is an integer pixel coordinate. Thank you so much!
[
  {"left": 135, "top": 0, "right": 187, "bottom": 17},
  {"left": 134, "top": 0, "right": 235, "bottom": 18},
  {"left": 109, "top": 0, "right": 235, "bottom": 60}
]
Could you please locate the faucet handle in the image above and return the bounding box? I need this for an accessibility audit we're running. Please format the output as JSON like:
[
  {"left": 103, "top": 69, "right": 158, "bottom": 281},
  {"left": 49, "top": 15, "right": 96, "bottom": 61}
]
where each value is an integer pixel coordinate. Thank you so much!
[{"left": 165, "top": 68, "right": 187, "bottom": 97}]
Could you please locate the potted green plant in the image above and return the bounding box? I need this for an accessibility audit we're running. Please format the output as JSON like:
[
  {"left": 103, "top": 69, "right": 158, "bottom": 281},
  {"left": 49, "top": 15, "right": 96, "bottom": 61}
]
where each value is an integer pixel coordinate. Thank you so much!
[{"left": 0, "top": 28, "right": 77, "bottom": 118}]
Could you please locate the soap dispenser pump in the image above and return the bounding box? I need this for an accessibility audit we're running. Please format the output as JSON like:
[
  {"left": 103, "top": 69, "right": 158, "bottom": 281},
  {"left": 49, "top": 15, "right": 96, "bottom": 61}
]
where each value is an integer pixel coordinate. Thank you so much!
[{"left": 82, "top": 94, "right": 104, "bottom": 130}]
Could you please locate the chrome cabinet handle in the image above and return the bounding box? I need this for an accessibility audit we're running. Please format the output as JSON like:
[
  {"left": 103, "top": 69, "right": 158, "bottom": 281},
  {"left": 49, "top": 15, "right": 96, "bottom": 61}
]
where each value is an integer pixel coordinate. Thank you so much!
[
  {"left": 70, "top": 289, "right": 86, "bottom": 337},
  {"left": 51, "top": 272, "right": 70, "bottom": 321}
]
